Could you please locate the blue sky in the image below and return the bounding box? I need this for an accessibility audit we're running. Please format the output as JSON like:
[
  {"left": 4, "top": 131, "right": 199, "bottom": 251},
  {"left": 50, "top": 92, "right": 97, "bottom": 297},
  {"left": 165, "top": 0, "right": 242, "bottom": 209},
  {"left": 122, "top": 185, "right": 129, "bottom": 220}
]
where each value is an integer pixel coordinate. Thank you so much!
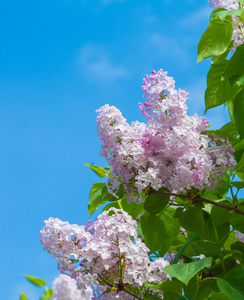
[{"left": 0, "top": 0, "right": 231, "bottom": 299}]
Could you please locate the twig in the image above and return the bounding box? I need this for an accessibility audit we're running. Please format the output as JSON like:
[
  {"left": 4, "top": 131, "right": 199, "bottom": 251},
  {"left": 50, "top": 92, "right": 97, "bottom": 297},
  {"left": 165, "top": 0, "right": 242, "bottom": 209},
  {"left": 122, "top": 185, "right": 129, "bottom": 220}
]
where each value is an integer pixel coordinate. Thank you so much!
[
  {"left": 155, "top": 190, "right": 244, "bottom": 216},
  {"left": 121, "top": 287, "right": 142, "bottom": 300}
]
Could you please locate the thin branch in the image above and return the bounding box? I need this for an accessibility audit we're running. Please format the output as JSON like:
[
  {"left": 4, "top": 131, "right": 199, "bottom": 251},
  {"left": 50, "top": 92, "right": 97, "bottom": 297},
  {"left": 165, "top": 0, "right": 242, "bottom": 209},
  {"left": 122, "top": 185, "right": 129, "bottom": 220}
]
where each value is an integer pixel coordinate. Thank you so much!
[
  {"left": 236, "top": 17, "right": 244, "bottom": 41},
  {"left": 155, "top": 190, "right": 244, "bottom": 216}
]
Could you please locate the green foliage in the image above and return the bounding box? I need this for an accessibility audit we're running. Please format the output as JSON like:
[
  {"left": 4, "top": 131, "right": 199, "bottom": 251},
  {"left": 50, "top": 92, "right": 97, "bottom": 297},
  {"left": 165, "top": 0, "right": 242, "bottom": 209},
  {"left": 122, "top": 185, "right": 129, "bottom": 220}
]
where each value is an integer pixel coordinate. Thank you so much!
[
  {"left": 88, "top": 181, "right": 121, "bottom": 216},
  {"left": 212, "top": 8, "right": 244, "bottom": 21},
  {"left": 88, "top": 182, "right": 106, "bottom": 216},
  {"left": 20, "top": 293, "right": 28, "bottom": 300},
  {"left": 40, "top": 296, "right": 52, "bottom": 300},
  {"left": 84, "top": 164, "right": 107, "bottom": 178},
  {"left": 179, "top": 207, "right": 205, "bottom": 235},
  {"left": 121, "top": 197, "right": 144, "bottom": 219},
  {"left": 144, "top": 192, "right": 169, "bottom": 214},
  {"left": 25, "top": 275, "right": 46, "bottom": 287},
  {"left": 44, "top": 289, "right": 53, "bottom": 297},
  {"left": 21, "top": 276, "right": 53, "bottom": 300},
  {"left": 141, "top": 207, "right": 179, "bottom": 255},
  {"left": 204, "top": 60, "right": 237, "bottom": 112},
  {"left": 197, "top": 14, "right": 232, "bottom": 63},
  {"left": 164, "top": 257, "right": 212, "bottom": 285},
  {"left": 217, "top": 268, "right": 244, "bottom": 300},
  {"left": 233, "top": 90, "right": 244, "bottom": 140},
  {"left": 209, "top": 292, "right": 230, "bottom": 300}
]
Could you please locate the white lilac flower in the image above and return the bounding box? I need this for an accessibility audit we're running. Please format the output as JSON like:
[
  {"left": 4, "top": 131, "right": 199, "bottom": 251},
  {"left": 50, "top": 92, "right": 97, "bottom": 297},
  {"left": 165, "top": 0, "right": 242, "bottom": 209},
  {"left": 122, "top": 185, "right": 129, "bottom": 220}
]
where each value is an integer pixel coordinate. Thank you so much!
[
  {"left": 96, "top": 69, "right": 236, "bottom": 201},
  {"left": 40, "top": 208, "right": 170, "bottom": 299},
  {"left": 52, "top": 274, "right": 92, "bottom": 300}
]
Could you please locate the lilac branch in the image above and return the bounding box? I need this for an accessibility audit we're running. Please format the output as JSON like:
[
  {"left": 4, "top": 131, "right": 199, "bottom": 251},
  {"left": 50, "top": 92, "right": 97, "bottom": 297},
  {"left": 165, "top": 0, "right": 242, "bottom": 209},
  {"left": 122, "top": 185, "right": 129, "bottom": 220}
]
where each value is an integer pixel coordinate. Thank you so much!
[{"left": 155, "top": 190, "right": 244, "bottom": 216}]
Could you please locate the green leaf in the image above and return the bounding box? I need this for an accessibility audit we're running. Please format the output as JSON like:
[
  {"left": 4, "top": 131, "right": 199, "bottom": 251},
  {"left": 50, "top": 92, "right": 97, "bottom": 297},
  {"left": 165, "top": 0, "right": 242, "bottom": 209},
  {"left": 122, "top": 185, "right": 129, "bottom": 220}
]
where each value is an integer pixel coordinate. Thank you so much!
[
  {"left": 141, "top": 208, "right": 179, "bottom": 254},
  {"left": 196, "top": 278, "right": 218, "bottom": 300},
  {"left": 159, "top": 207, "right": 180, "bottom": 255},
  {"left": 211, "top": 204, "right": 232, "bottom": 227},
  {"left": 212, "top": 8, "right": 244, "bottom": 21},
  {"left": 209, "top": 292, "right": 230, "bottom": 300},
  {"left": 144, "top": 192, "right": 169, "bottom": 215},
  {"left": 197, "top": 16, "right": 233, "bottom": 63},
  {"left": 163, "top": 292, "right": 183, "bottom": 300},
  {"left": 174, "top": 207, "right": 184, "bottom": 218},
  {"left": 234, "top": 140, "right": 244, "bottom": 162},
  {"left": 40, "top": 296, "right": 51, "bottom": 300},
  {"left": 237, "top": 152, "right": 244, "bottom": 173},
  {"left": 45, "top": 289, "right": 53, "bottom": 297},
  {"left": 25, "top": 275, "right": 46, "bottom": 287},
  {"left": 164, "top": 257, "right": 212, "bottom": 286},
  {"left": 102, "top": 201, "right": 120, "bottom": 212},
  {"left": 217, "top": 268, "right": 244, "bottom": 300},
  {"left": 237, "top": 172, "right": 244, "bottom": 181},
  {"left": 88, "top": 182, "right": 105, "bottom": 216},
  {"left": 220, "top": 122, "right": 239, "bottom": 138},
  {"left": 233, "top": 90, "right": 244, "bottom": 140},
  {"left": 179, "top": 207, "right": 205, "bottom": 235},
  {"left": 204, "top": 122, "right": 239, "bottom": 145},
  {"left": 232, "top": 241, "right": 244, "bottom": 254},
  {"left": 204, "top": 61, "right": 238, "bottom": 112},
  {"left": 228, "top": 97, "right": 236, "bottom": 124},
  {"left": 202, "top": 182, "right": 229, "bottom": 201},
  {"left": 230, "top": 213, "right": 244, "bottom": 233},
  {"left": 232, "top": 181, "right": 244, "bottom": 190},
  {"left": 229, "top": 73, "right": 244, "bottom": 87},
  {"left": 84, "top": 164, "right": 106, "bottom": 178},
  {"left": 224, "top": 231, "right": 239, "bottom": 251},
  {"left": 145, "top": 278, "right": 183, "bottom": 293},
  {"left": 141, "top": 213, "right": 165, "bottom": 253},
  {"left": 121, "top": 197, "right": 144, "bottom": 219},
  {"left": 195, "top": 214, "right": 226, "bottom": 253},
  {"left": 225, "top": 44, "right": 244, "bottom": 80},
  {"left": 212, "top": 40, "right": 234, "bottom": 64},
  {"left": 20, "top": 293, "right": 28, "bottom": 300}
]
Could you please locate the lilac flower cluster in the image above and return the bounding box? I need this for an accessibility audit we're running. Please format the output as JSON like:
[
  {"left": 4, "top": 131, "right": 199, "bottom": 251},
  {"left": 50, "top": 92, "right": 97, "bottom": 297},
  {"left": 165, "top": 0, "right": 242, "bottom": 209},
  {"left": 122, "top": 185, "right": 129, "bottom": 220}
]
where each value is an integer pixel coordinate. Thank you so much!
[
  {"left": 40, "top": 208, "right": 170, "bottom": 299},
  {"left": 52, "top": 274, "right": 92, "bottom": 300},
  {"left": 208, "top": 0, "right": 244, "bottom": 48},
  {"left": 236, "top": 230, "right": 244, "bottom": 242},
  {"left": 96, "top": 70, "right": 236, "bottom": 202}
]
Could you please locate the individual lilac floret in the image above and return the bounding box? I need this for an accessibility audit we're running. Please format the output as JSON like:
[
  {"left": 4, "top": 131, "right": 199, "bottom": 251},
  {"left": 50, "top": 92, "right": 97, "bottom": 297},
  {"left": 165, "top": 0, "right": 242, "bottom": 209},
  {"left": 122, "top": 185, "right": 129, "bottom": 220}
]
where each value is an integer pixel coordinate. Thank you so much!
[
  {"left": 96, "top": 69, "right": 236, "bottom": 202},
  {"left": 40, "top": 208, "right": 170, "bottom": 299},
  {"left": 52, "top": 274, "right": 92, "bottom": 300},
  {"left": 208, "top": 0, "right": 244, "bottom": 48}
]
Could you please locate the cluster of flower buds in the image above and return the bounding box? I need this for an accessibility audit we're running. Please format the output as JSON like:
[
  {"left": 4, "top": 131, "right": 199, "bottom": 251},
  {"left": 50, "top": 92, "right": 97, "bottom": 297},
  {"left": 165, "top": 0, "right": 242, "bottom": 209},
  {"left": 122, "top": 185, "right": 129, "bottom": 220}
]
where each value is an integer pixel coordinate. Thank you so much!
[
  {"left": 40, "top": 208, "right": 170, "bottom": 299},
  {"left": 208, "top": 0, "right": 244, "bottom": 48},
  {"left": 96, "top": 70, "right": 236, "bottom": 202}
]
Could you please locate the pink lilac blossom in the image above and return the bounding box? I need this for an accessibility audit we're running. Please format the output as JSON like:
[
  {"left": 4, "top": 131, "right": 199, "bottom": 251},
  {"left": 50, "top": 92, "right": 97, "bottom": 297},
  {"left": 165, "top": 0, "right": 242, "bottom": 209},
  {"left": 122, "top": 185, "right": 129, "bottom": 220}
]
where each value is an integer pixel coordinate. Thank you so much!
[
  {"left": 96, "top": 70, "right": 236, "bottom": 202},
  {"left": 40, "top": 208, "right": 170, "bottom": 299},
  {"left": 52, "top": 274, "right": 92, "bottom": 300},
  {"left": 236, "top": 230, "right": 244, "bottom": 242},
  {"left": 208, "top": 0, "right": 244, "bottom": 48}
]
